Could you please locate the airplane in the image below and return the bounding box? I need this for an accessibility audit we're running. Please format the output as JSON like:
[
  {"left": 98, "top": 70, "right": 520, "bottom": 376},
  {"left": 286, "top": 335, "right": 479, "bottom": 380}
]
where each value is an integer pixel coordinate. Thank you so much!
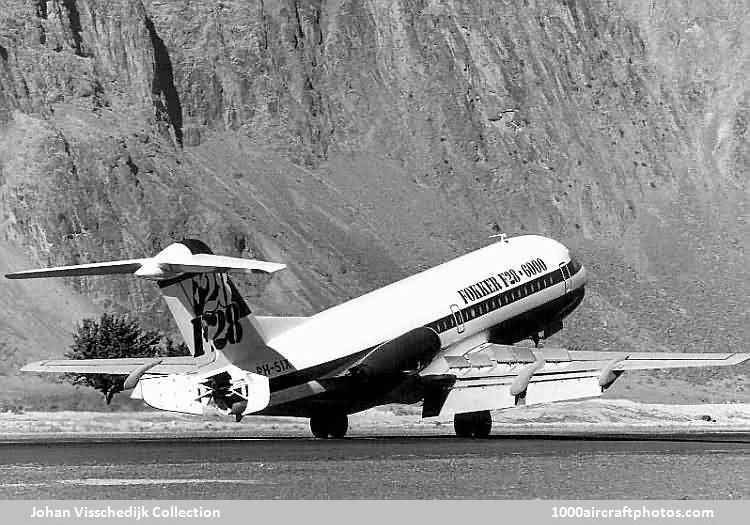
[{"left": 6, "top": 234, "right": 750, "bottom": 438}]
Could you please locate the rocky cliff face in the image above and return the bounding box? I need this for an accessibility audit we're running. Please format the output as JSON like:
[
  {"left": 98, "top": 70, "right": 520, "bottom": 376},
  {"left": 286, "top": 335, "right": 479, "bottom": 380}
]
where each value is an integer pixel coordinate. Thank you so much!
[{"left": 0, "top": 1, "right": 748, "bottom": 393}]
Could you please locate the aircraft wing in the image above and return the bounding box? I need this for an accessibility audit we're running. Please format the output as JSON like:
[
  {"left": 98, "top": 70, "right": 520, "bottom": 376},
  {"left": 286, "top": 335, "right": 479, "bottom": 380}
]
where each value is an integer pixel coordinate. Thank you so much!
[
  {"left": 419, "top": 344, "right": 750, "bottom": 418},
  {"left": 568, "top": 350, "right": 750, "bottom": 370},
  {"left": 21, "top": 356, "right": 201, "bottom": 375}
]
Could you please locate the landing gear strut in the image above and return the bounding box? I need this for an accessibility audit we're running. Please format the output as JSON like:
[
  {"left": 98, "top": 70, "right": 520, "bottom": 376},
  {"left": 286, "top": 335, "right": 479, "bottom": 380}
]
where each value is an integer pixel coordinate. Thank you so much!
[
  {"left": 454, "top": 411, "right": 492, "bottom": 438},
  {"left": 310, "top": 413, "right": 349, "bottom": 438}
]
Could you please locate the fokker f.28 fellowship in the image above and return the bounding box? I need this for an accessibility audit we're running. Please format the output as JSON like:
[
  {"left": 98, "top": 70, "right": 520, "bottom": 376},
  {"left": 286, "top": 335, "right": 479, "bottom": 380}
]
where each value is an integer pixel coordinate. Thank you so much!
[{"left": 7, "top": 235, "right": 749, "bottom": 437}]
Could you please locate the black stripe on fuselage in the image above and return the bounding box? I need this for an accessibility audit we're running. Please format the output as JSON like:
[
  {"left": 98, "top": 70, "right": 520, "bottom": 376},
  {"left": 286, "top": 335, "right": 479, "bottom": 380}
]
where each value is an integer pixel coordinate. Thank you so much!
[
  {"left": 265, "top": 261, "right": 583, "bottom": 394},
  {"left": 425, "top": 261, "right": 581, "bottom": 335}
]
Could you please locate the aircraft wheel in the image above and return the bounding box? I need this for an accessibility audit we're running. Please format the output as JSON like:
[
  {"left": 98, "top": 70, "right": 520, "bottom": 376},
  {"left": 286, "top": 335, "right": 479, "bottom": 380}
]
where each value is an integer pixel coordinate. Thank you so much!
[
  {"left": 310, "top": 415, "right": 328, "bottom": 438},
  {"left": 454, "top": 411, "right": 492, "bottom": 438},
  {"left": 453, "top": 413, "right": 474, "bottom": 438},
  {"left": 328, "top": 414, "right": 348, "bottom": 439},
  {"left": 309, "top": 414, "right": 349, "bottom": 438},
  {"left": 473, "top": 410, "right": 492, "bottom": 438}
]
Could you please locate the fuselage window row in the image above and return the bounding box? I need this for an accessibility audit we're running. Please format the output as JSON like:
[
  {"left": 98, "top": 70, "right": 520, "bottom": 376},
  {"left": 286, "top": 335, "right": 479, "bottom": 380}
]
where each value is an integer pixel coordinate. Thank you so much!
[{"left": 428, "top": 261, "right": 579, "bottom": 335}]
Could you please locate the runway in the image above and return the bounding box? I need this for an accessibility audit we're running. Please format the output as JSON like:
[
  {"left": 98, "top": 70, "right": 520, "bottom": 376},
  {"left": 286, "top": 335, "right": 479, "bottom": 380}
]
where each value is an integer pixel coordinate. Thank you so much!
[{"left": 0, "top": 433, "right": 748, "bottom": 499}]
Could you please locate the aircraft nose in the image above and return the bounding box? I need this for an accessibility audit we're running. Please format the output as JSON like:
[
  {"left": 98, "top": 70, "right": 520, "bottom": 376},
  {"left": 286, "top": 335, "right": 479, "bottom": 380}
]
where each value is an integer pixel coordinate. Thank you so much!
[{"left": 564, "top": 249, "right": 587, "bottom": 292}]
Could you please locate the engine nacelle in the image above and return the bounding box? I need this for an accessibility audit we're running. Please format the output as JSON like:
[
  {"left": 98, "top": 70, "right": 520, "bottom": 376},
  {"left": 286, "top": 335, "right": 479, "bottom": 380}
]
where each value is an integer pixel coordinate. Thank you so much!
[
  {"left": 132, "top": 364, "right": 270, "bottom": 417},
  {"left": 349, "top": 327, "right": 442, "bottom": 379}
]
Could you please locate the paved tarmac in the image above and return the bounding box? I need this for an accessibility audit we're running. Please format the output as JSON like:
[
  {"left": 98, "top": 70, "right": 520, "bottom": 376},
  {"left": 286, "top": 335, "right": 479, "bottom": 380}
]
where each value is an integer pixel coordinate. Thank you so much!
[{"left": 0, "top": 432, "right": 748, "bottom": 499}]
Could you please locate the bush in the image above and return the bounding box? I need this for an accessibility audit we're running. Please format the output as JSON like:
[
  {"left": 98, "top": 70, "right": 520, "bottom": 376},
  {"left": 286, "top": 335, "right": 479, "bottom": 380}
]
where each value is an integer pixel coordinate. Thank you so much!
[
  {"left": 64, "top": 312, "right": 188, "bottom": 403},
  {"left": 0, "top": 342, "right": 24, "bottom": 376}
]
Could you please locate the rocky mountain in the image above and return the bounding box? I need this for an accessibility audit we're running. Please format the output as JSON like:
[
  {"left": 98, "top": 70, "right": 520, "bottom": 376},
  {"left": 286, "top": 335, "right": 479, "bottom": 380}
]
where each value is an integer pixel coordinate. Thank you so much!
[{"left": 0, "top": 0, "right": 748, "bottom": 404}]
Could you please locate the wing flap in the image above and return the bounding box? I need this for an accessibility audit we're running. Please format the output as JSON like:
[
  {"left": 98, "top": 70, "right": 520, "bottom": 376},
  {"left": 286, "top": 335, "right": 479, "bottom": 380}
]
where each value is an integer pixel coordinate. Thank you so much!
[{"left": 425, "top": 373, "right": 604, "bottom": 417}]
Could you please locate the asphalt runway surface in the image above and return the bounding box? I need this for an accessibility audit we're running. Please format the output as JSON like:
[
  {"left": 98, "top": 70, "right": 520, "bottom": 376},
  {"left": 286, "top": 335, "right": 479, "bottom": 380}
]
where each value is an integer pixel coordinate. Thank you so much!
[{"left": 0, "top": 432, "right": 748, "bottom": 499}]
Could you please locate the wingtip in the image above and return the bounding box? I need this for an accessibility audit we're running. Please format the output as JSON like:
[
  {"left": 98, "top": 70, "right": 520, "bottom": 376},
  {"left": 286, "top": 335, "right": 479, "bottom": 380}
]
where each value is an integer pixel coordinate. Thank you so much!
[
  {"left": 20, "top": 361, "right": 45, "bottom": 373},
  {"left": 4, "top": 271, "right": 39, "bottom": 280},
  {"left": 249, "top": 262, "right": 286, "bottom": 274}
]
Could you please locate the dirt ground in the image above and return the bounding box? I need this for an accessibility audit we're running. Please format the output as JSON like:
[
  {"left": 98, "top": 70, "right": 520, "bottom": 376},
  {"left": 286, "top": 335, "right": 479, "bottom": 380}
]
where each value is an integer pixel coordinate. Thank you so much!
[{"left": 1, "top": 399, "right": 748, "bottom": 437}]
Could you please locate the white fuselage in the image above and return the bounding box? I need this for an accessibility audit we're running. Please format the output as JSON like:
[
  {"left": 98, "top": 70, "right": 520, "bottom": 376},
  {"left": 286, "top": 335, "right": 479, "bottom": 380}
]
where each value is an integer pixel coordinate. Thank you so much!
[{"left": 260, "top": 235, "right": 587, "bottom": 376}]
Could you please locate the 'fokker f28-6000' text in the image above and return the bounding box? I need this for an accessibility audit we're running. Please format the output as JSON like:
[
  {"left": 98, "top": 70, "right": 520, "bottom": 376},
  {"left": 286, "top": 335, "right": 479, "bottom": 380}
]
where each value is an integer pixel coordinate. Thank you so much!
[{"left": 8, "top": 235, "right": 749, "bottom": 437}]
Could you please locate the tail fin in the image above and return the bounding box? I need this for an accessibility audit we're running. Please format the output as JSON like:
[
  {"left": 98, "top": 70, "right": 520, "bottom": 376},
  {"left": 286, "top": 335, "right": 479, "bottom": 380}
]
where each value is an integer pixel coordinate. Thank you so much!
[
  {"left": 6, "top": 239, "right": 285, "bottom": 360},
  {"left": 157, "top": 240, "right": 269, "bottom": 358}
]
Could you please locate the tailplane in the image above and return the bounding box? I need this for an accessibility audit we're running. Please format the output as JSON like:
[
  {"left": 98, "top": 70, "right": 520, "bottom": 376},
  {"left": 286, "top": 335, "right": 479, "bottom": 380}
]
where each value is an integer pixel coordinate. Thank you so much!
[{"left": 6, "top": 239, "right": 287, "bottom": 359}]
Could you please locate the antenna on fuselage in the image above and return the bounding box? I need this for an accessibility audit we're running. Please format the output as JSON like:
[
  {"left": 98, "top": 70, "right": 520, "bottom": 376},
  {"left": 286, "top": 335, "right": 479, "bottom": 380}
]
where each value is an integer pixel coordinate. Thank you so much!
[{"left": 489, "top": 233, "right": 509, "bottom": 243}]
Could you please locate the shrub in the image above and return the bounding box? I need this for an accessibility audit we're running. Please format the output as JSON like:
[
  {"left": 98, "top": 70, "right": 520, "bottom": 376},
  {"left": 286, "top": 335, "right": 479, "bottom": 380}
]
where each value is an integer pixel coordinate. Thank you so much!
[{"left": 64, "top": 313, "right": 188, "bottom": 403}]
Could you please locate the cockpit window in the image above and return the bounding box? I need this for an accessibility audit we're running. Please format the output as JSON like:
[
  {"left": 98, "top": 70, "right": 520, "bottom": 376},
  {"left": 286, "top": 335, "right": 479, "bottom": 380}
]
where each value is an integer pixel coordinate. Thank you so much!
[{"left": 568, "top": 252, "right": 582, "bottom": 275}]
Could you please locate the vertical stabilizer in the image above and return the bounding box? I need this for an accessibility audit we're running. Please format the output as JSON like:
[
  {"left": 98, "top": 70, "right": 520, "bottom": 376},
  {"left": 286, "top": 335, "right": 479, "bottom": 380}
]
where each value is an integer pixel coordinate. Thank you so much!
[{"left": 157, "top": 240, "right": 268, "bottom": 359}]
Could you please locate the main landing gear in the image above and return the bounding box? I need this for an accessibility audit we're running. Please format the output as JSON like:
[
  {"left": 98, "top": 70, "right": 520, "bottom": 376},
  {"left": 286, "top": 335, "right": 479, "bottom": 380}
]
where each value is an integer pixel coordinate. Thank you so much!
[
  {"left": 310, "top": 413, "right": 349, "bottom": 438},
  {"left": 454, "top": 410, "right": 492, "bottom": 438}
]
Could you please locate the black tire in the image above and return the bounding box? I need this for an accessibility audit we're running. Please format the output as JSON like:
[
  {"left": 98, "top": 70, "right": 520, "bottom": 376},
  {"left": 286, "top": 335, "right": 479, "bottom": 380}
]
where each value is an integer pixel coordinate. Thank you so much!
[
  {"left": 328, "top": 414, "right": 348, "bottom": 438},
  {"left": 454, "top": 411, "right": 492, "bottom": 438},
  {"left": 310, "top": 415, "right": 328, "bottom": 438},
  {"left": 454, "top": 413, "right": 473, "bottom": 437},
  {"left": 309, "top": 413, "right": 349, "bottom": 438},
  {"left": 473, "top": 410, "right": 492, "bottom": 438}
]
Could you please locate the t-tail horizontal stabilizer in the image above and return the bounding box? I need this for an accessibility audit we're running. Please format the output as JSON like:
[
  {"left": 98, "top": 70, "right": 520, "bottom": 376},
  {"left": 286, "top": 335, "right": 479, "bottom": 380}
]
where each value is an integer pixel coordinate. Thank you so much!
[
  {"left": 9, "top": 239, "right": 293, "bottom": 366},
  {"left": 5, "top": 242, "right": 285, "bottom": 281}
]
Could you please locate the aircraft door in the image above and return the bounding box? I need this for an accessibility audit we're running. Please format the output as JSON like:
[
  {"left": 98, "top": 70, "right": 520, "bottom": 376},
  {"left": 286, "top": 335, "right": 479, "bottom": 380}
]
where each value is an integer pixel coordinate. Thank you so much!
[
  {"left": 450, "top": 304, "right": 465, "bottom": 334},
  {"left": 559, "top": 262, "right": 571, "bottom": 294}
]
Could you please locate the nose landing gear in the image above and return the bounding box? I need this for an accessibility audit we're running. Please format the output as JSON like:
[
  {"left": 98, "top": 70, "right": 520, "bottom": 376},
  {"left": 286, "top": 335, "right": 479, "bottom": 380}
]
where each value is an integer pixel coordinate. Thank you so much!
[
  {"left": 309, "top": 413, "right": 349, "bottom": 438},
  {"left": 453, "top": 410, "right": 492, "bottom": 438}
]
